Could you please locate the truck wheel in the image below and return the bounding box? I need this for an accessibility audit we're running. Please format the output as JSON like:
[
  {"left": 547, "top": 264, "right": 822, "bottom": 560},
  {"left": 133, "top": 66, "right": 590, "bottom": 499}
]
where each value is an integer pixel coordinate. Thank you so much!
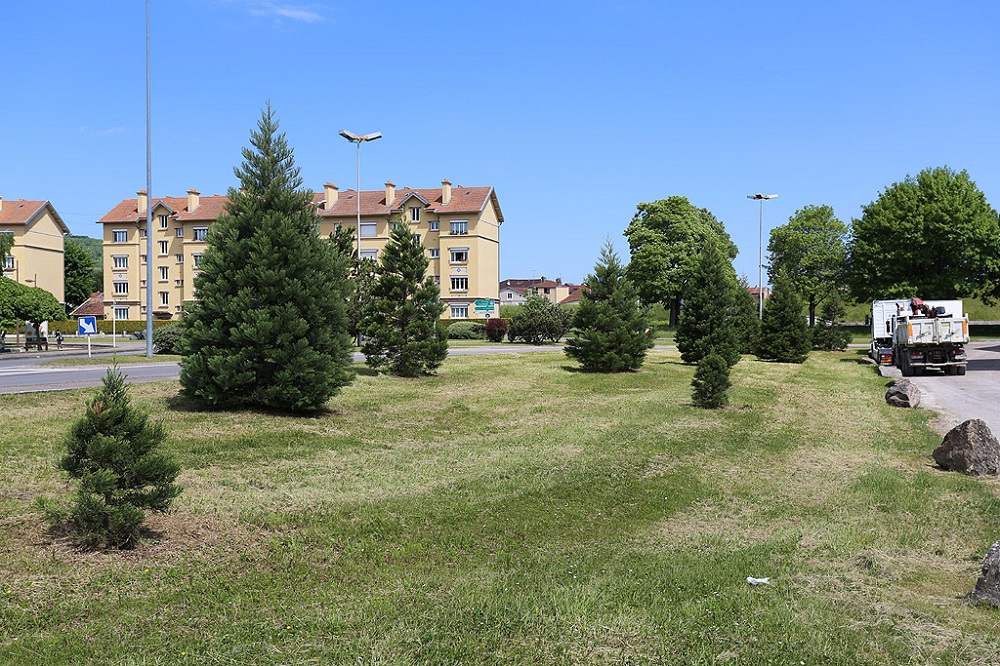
[
  {"left": 900, "top": 355, "right": 911, "bottom": 377},
  {"left": 957, "top": 365, "right": 967, "bottom": 376},
  {"left": 944, "top": 366, "right": 956, "bottom": 376},
  {"left": 912, "top": 366, "right": 924, "bottom": 376}
]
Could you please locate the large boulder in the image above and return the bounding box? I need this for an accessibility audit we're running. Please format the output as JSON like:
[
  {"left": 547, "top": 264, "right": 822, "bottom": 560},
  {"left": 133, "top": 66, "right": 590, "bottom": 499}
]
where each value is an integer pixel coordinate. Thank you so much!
[
  {"left": 969, "top": 540, "right": 1000, "bottom": 607},
  {"left": 885, "top": 379, "right": 921, "bottom": 408},
  {"left": 933, "top": 419, "right": 1000, "bottom": 476}
]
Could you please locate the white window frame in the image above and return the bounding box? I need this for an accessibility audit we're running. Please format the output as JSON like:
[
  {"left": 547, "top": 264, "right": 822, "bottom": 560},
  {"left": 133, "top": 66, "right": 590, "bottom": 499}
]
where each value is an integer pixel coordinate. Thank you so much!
[
  {"left": 193, "top": 227, "right": 208, "bottom": 241},
  {"left": 141, "top": 254, "right": 147, "bottom": 264},
  {"left": 113, "top": 281, "right": 128, "bottom": 295},
  {"left": 176, "top": 253, "right": 184, "bottom": 263},
  {"left": 176, "top": 227, "right": 184, "bottom": 238},
  {"left": 112, "top": 255, "right": 128, "bottom": 269},
  {"left": 450, "top": 276, "right": 468, "bottom": 292},
  {"left": 158, "top": 214, "right": 169, "bottom": 229},
  {"left": 113, "top": 229, "right": 127, "bottom": 243},
  {"left": 410, "top": 206, "right": 420, "bottom": 222},
  {"left": 429, "top": 220, "right": 440, "bottom": 232},
  {"left": 159, "top": 291, "right": 169, "bottom": 307},
  {"left": 113, "top": 306, "right": 129, "bottom": 321},
  {"left": 450, "top": 220, "right": 468, "bottom": 235},
  {"left": 159, "top": 266, "right": 169, "bottom": 281},
  {"left": 158, "top": 240, "right": 169, "bottom": 255},
  {"left": 360, "top": 222, "right": 377, "bottom": 238},
  {"left": 429, "top": 248, "right": 439, "bottom": 259},
  {"left": 450, "top": 248, "right": 469, "bottom": 263},
  {"left": 139, "top": 228, "right": 147, "bottom": 239},
  {"left": 360, "top": 249, "right": 378, "bottom": 261},
  {"left": 192, "top": 253, "right": 204, "bottom": 268},
  {"left": 451, "top": 304, "right": 469, "bottom": 319}
]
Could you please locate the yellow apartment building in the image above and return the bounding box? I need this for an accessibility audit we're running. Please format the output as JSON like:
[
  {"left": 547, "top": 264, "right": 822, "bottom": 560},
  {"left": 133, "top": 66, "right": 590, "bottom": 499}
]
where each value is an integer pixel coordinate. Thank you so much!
[
  {"left": 0, "top": 197, "right": 68, "bottom": 303},
  {"left": 97, "top": 180, "right": 503, "bottom": 320}
]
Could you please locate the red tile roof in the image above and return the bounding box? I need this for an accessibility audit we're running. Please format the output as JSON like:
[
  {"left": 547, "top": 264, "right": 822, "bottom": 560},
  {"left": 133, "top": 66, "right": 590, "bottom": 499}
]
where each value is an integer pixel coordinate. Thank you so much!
[
  {"left": 0, "top": 199, "right": 69, "bottom": 233},
  {"left": 99, "top": 185, "right": 503, "bottom": 224},
  {"left": 69, "top": 292, "right": 105, "bottom": 318}
]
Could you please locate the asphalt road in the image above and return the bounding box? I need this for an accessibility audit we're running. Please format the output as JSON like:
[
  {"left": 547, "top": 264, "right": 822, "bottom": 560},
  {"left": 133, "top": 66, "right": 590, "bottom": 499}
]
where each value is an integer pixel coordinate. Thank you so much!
[
  {"left": 902, "top": 341, "right": 1000, "bottom": 436},
  {"left": 0, "top": 344, "right": 563, "bottom": 395}
]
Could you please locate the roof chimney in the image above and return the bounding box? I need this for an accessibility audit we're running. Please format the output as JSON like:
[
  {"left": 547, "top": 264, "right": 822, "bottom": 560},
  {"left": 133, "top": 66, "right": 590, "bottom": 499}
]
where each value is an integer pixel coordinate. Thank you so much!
[
  {"left": 324, "top": 182, "right": 339, "bottom": 208},
  {"left": 0, "top": 196, "right": 3, "bottom": 212},
  {"left": 441, "top": 179, "right": 452, "bottom": 206},
  {"left": 187, "top": 188, "right": 200, "bottom": 212},
  {"left": 385, "top": 181, "right": 395, "bottom": 205},
  {"left": 137, "top": 190, "right": 148, "bottom": 214}
]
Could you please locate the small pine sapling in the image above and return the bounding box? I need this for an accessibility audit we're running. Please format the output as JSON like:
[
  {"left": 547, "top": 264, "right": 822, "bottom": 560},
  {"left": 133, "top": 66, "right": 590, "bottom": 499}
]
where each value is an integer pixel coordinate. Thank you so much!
[{"left": 691, "top": 353, "right": 731, "bottom": 409}]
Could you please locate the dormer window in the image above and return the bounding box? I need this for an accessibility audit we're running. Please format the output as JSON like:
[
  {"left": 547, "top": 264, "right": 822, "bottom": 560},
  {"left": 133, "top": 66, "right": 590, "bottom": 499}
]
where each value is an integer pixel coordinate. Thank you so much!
[{"left": 410, "top": 206, "right": 420, "bottom": 222}]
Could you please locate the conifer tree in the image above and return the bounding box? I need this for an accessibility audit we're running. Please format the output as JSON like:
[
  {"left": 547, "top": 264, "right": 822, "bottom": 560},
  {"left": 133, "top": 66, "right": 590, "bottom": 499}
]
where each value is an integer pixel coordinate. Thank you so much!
[
  {"left": 691, "top": 353, "right": 731, "bottom": 409},
  {"left": 756, "top": 276, "right": 812, "bottom": 363},
  {"left": 733, "top": 276, "right": 761, "bottom": 354},
  {"left": 564, "top": 239, "right": 653, "bottom": 372},
  {"left": 361, "top": 213, "right": 447, "bottom": 376},
  {"left": 810, "top": 291, "right": 853, "bottom": 351},
  {"left": 675, "top": 240, "right": 741, "bottom": 367},
  {"left": 178, "top": 104, "right": 354, "bottom": 411},
  {"left": 58, "top": 366, "right": 181, "bottom": 549}
]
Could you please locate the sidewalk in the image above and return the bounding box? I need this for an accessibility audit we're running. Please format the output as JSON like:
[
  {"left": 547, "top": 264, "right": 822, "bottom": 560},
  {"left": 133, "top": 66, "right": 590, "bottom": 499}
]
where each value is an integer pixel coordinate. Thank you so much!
[{"left": 0, "top": 340, "right": 147, "bottom": 362}]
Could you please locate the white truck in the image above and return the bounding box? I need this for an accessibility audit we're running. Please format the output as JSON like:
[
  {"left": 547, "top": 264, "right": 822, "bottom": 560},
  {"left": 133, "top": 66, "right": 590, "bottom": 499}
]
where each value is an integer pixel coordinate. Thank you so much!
[{"left": 870, "top": 299, "right": 969, "bottom": 374}]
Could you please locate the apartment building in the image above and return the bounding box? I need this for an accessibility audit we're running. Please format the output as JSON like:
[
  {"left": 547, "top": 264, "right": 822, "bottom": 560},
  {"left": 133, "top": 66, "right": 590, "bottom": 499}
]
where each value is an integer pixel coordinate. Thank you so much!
[
  {"left": 98, "top": 180, "right": 503, "bottom": 320},
  {"left": 0, "top": 197, "right": 68, "bottom": 303}
]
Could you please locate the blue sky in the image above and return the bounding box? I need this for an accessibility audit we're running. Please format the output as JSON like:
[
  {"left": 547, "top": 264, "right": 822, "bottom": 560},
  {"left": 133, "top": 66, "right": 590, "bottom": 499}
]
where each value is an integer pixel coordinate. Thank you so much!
[{"left": 3, "top": 1, "right": 999, "bottom": 286}]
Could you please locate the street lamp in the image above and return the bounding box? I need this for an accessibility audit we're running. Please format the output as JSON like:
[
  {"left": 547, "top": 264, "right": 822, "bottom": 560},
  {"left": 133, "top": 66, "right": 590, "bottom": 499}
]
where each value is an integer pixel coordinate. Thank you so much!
[
  {"left": 747, "top": 192, "right": 778, "bottom": 319},
  {"left": 338, "top": 130, "right": 382, "bottom": 262}
]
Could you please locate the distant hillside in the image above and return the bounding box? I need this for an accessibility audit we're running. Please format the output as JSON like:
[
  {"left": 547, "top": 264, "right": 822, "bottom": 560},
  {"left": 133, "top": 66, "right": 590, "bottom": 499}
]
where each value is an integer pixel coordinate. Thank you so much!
[{"left": 66, "top": 235, "right": 102, "bottom": 269}]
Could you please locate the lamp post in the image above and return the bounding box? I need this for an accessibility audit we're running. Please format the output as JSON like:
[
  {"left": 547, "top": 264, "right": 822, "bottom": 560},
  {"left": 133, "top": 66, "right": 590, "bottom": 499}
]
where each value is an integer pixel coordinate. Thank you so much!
[
  {"left": 144, "top": 0, "right": 153, "bottom": 357},
  {"left": 338, "top": 130, "right": 382, "bottom": 262},
  {"left": 747, "top": 193, "right": 778, "bottom": 319}
]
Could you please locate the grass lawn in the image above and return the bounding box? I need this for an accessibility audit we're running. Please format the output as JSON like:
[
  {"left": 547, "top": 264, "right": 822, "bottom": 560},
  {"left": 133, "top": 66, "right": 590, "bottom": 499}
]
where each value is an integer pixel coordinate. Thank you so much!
[
  {"left": 3, "top": 349, "right": 1000, "bottom": 664},
  {"left": 40, "top": 354, "right": 182, "bottom": 367}
]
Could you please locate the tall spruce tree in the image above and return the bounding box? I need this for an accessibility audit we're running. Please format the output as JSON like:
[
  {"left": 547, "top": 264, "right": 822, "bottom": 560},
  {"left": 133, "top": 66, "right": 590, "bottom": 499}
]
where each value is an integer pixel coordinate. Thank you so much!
[
  {"left": 178, "top": 104, "right": 354, "bottom": 411},
  {"left": 674, "top": 240, "right": 741, "bottom": 367},
  {"left": 756, "top": 276, "right": 812, "bottom": 363},
  {"left": 58, "top": 365, "right": 181, "bottom": 549},
  {"left": 361, "top": 213, "right": 447, "bottom": 376},
  {"left": 733, "top": 275, "right": 761, "bottom": 354},
  {"left": 564, "top": 239, "right": 653, "bottom": 372}
]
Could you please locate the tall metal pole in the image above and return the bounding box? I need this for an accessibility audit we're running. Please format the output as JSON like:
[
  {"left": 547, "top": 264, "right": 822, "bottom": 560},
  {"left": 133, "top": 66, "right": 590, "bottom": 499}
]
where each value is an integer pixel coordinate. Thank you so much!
[
  {"left": 144, "top": 0, "right": 153, "bottom": 357},
  {"left": 758, "top": 198, "right": 764, "bottom": 319},
  {"left": 356, "top": 140, "right": 361, "bottom": 262}
]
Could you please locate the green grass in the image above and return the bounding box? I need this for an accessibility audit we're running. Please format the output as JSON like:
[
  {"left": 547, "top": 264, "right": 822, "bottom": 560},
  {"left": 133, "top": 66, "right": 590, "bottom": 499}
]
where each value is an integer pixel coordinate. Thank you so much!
[
  {"left": 40, "top": 354, "right": 182, "bottom": 367},
  {"left": 2, "top": 350, "right": 999, "bottom": 664}
]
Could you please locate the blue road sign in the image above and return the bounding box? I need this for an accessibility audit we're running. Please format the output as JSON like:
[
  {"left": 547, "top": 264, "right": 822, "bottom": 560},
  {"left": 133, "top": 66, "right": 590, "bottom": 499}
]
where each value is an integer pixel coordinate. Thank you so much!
[{"left": 78, "top": 316, "right": 98, "bottom": 335}]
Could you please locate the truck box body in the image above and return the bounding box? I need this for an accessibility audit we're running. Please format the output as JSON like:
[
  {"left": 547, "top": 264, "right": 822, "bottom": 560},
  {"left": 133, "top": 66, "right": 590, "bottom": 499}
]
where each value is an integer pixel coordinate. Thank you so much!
[
  {"left": 869, "top": 299, "right": 964, "bottom": 365},
  {"left": 891, "top": 302, "right": 969, "bottom": 376}
]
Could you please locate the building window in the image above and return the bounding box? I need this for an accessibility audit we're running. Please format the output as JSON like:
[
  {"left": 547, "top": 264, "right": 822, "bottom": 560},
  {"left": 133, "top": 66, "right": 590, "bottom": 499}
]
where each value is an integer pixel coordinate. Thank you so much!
[
  {"left": 159, "top": 266, "right": 169, "bottom": 281},
  {"left": 413, "top": 234, "right": 421, "bottom": 246},
  {"left": 159, "top": 291, "right": 169, "bottom": 307},
  {"left": 192, "top": 253, "right": 203, "bottom": 268},
  {"left": 112, "top": 255, "right": 128, "bottom": 269},
  {"left": 158, "top": 214, "right": 168, "bottom": 229},
  {"left": 450, "top": 220, "right": 468, "bottom": 235},
  {"left": 158, "top": 240, "right": 168, "bottom": 255},
  {"left": 432, "top": 275, "right": 440, "bottom": 285},
  {"left": 113, "top": 281, "right": 128, "bottom": 295},
  {"left": 113, "top": 229, "right": 127, "bottom": 243},
  {"left": 360, "top": 222, "right": 377, "bottom": 238},
  {"left": 3, "top": 255, "right": 13, "bottom": 270},
  {"left": 451, "top": 277, "right": 468, "bottom": 292},
  {"left": 429, "top": 248, "right": 439, "bottom": 259},
  {"left": 451, "top": 304, "right": 469, "bottom": 319},
  {"left": 360, "top": 249, "right": 377, "bottom": 261},
  {"left": 176, "top": 253, "right": 184, "bottom": 263},
  {"left": 429, "top": 220, "right": 439, "bottom": 232},
  {"left": 113, "top": 306, "right": 129, "bottom": 320},
  {"left": 410, "top": 206, "right": 420, "bottom": 222},
  {"left": 450, "top": 248, "right": 468, "bottom": 263},
  {"left": 141, "top": 254, "right": 147, "bottom": 264},
  {"left": 140, "top": 228, "right": 147, "bottom": 238},
  {"left": 193, "top": 227, "right": 208, "bottom": 241},
  {"left": 176, "top": 228, "right": 184, "bottom": 238}
]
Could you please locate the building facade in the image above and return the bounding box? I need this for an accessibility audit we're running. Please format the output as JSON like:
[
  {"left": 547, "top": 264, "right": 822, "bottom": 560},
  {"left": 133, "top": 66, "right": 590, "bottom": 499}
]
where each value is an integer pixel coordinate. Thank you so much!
[
  {"left": 0, "top": 197, "right": 68, "bottom": 303},
  {"left": 98, "top": 180, "right": 503, "bottom": 320}
]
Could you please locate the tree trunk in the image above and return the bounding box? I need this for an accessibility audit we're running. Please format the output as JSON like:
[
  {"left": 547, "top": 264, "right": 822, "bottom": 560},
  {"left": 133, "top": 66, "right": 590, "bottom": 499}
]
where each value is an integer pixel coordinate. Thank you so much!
[{"left": 809, "top": 300, "right": 817, "bottom": 328}]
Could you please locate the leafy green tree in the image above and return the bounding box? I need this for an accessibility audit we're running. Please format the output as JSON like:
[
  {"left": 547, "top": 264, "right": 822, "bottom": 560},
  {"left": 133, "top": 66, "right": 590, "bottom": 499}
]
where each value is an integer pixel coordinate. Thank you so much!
[
  {"left": 564, "top": 240, "right": 653, "bottom": 372},
  {"left": 0, "top": 232, "right": 12, "bottom": 260},
  {"left": 733, "top": 276, "right": 761, "bottom": 354},
  {"left": 361, "top": 214, "right": 447, "bottom": 376},
  {"left": 64, "top": 237, "right": 100, "bottom": 310},
  {"left": 328, "top": 225, "right": 376, "bottom": 341},
  {"left": 675, "top": 240, "right": 741, "bottom": 367},
  {"left": 810, "top": 292, "right": 853, "bottom": 351},
  {"left": 507, "top": 294, "right": 571, "bottom": 344},
  {"left": 756, "top": 276, "right": 811, "bottom": 363},
  {"left": 848, "top": 166, "right": 1000, "bottom": 303},
  {"left": 767, "top": 204, "right": 848, "bottom": 327},
  {"left": 691, "top": 353, "right": 731, "bottom": 409},
  {"left": 57, "top": 366, "right": 181, "bottom": 549},
  {"left": 179, "top": 103, "right": 354, "bottom": 412},
  {"left": 0, "top": 279, "right": 65, "bottom": 332},
  {"left": 624, "top": 197, "right": 737, "bottom": 325}
]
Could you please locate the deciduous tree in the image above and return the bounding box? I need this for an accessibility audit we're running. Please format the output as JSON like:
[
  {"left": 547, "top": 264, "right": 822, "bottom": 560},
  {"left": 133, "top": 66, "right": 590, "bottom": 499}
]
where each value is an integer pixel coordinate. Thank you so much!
[
  {"left": 848, "top": 167, "right": 1000, "bottom": 302},
  {"left": 64, "top": 237, "right": 100, "bottom": 310},
  {"left": 767, "top": 204, "right": 848, "bottom": 326},
  {"left": 507, "top": 294, "right": 571, "bottom": 344},
  {"left": 624, "top": 197, "right": 737, "bottom": 325},
  {"left": 179, "top": 103, "right": 354, "bottom": 412},
  {"left": 564, "top": 240, "right": 653, "bottom": 372}
]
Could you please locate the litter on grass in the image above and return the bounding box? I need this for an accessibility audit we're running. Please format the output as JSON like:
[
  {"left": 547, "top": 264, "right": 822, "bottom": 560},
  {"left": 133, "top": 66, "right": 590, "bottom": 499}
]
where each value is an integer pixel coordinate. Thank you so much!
[{"left": 746, "top": 577, "right": 771, "bottom": 586}]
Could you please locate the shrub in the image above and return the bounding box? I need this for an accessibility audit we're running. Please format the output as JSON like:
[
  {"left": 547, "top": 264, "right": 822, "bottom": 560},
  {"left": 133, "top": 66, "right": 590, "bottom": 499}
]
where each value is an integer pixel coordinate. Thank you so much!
[
  {"left": 485, "top": 317, "right": 508, "bottom": 342},
  {"left": 507, "top": 295, "right": 571, "bottom": 344},
  {"left": 691, "top": 353, "right": 731, "bottom": 409},
  {"left": 446, "top": 321, "right": 486, "bottom": 339},
  {"left": 811, "top": 293, "right": 853, "bottom": 351},
  {"left": 153, "top": 323, "right": 184, "bottom": 354},
  {"left": 57, "top": 366, "right": 181, "bottom": 549},
  {"left": 756, "top": 276, "right": 812, "bottom": 363}
]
